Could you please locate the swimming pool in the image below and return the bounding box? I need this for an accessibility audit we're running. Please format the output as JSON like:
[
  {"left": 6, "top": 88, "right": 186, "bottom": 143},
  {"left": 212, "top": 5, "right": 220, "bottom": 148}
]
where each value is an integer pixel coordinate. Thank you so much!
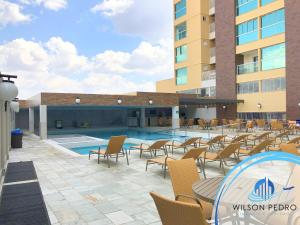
[
  {"left": 71, "top": 143, "right": 137, "bottom": 155},
  {"left": 75, "top": 129, "right": 188, "bottom": 141}
]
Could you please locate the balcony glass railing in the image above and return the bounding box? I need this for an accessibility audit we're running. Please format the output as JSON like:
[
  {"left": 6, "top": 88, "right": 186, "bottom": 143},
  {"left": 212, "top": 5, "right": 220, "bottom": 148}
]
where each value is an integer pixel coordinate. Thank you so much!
[
  {"left": 210, "top": 23, "right": 215, "bottom": 33},
  {"left": 237, "top": 61, "right": 259, "bottom": 75},
  {"left": 202, "top": 70, "right": 216, "bottom": 81}
]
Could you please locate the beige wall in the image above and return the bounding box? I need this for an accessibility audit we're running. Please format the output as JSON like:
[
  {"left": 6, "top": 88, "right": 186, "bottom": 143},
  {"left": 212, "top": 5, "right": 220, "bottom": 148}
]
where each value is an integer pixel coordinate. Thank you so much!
[
  {"left": 157, "top": 0, "right": 211, "bottom": 93},
  {"left": 236, "top": 0, "right": 286, "bottom": 114}
]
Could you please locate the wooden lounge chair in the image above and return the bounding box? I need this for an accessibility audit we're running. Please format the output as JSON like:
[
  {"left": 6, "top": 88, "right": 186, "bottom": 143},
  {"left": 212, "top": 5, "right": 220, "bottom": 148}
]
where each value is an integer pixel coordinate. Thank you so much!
[
  {"left": 146, "top": 147, "right": 207, "bottom": 178},
  {"left": 247, "top": 131, "right": 272, "bottom": 146},
  {"left": 150, "top": 192, "right": 208, "bottom": 225},
  {"left": 256, "top": 119, "right": 266, "bottom": 130},
  {"left": 199, "top": 135, "right": 226, "bottom": 151},
  {"left": 280, "top": 144, "right": 300, "bottom": 156},
  {"left": 246, "top": 120, "right": 255, "bottom": 132},
  {"left": 237, "top": 139, "right": 274, "bottom": 159},
  {"left": 187, "top": 118, "right": 194, "bottom": 128},
  {"left": 224, "top": 134, "right": 249, "bottom": 146},
  {"left": 89, "top": 135, "right": 128, "bottom": 168},
  {"left": 130, "top": 140, "right": 169, "bottom": 158},
  {"left": 197, "top": 119, "right": 206, "bottom": 130},
  {"left": 167, "top": 158, "right": 212, "bottom": 220},
  {"left": 269, "top": 136, "right": 300, "bottom": 151},
  {"left": 171, "top": 137, "right": 201, "bottom": 153},
  {"left": 201, "top": 143, "right": 241, "bottom": 175}
]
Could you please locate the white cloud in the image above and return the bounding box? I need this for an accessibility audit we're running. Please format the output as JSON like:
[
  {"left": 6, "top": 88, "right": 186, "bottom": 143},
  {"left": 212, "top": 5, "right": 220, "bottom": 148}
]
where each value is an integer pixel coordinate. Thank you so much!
[
  {"left": 19, "top": 0, "right": 67, "bottom": 11},
  {"left": 91, "top": 0, "right": 134, "bottom": 16},
  {"left": 92, "top": 0, "right": 173, "bottom": 41},
  {"left": 0, "top": 0, "right": 31, "bottom": 27},
  {"left": 0, "top": 37, "right": 172, "bottom": 98}
]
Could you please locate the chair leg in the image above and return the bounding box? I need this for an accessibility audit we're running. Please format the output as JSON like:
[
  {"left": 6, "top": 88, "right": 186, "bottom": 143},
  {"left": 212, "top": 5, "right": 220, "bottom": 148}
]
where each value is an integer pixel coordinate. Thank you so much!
[
  {"left": 146, "top": 161, "right": 149, "bottom": 171},
  {"left": 163, "top": 164, "right": 167, "bottom": 179},
  {"left": 116, "top": 154, "right": 119, "bottom": 163},
  {"left": 125, "top": 150, "right": 129, "bottom": 165},
  {"left": 220, "top": 159, "right": 226, "bottom": 175},
  {"left": 140, "top": 149, "right": 142, "bottom": 158},
  {"left": 107, "top": 155, "right": 110, "bottom": 168},
  {"left": 98, "top": 154, "right": 100, "bottom": 164}
]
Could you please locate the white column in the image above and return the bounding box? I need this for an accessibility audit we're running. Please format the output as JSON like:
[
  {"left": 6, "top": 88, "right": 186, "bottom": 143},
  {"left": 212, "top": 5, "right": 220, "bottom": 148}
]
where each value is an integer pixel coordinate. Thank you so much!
[
  {"left": 140, "top": 108, "right": 145, "bottom": 128},
  {"left": 29, "top": 107, "right": 34, "bottom": 133},
  {"left": 40, "top": 105, "right": 47, "bottom": 140},
  {"left": 6, "top": 104, "right": 11, "bottom": 159},
  {"left": 0, "top": 100, "right": 4, "bottom": 174},
  {"left": 172, "top": 106, "right": 180, "bottom": 129}
]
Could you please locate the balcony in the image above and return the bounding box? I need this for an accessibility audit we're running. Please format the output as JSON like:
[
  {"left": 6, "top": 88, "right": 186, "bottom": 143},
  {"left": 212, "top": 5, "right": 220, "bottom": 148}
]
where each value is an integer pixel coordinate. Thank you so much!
[
  {"left": 202, "top": 70, "right": 216, "bottom": 81},
  {"left": 209, "top": 0, "right": 215, "bottom": 15},
  {"left": 209, "top": 23, "right": 215, "bottom": 40},
  {"left": 210, "top": 48, "right": 216, "bottom": 64},
  {"left": 237, "top": 62, "right": 259, "bottom": 75}
]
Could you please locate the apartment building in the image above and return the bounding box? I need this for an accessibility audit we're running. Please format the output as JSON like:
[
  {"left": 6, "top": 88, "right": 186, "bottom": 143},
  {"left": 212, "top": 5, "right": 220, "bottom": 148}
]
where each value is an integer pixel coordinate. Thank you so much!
[{"left": 156, "top": 0, "right": 300, "bottom": 121}]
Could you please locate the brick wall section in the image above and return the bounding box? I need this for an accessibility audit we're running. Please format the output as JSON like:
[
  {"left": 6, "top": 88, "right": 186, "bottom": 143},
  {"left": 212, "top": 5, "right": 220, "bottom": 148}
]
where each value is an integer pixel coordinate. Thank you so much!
[
  {"left": 285, "top": 0, "right": 300, "bottom": 120},
  {"left": 40, "top": 92, "right": 180, "bottom": 107},
  {"left": 215, "top": 0, "right": 237, "bottom": 119}
]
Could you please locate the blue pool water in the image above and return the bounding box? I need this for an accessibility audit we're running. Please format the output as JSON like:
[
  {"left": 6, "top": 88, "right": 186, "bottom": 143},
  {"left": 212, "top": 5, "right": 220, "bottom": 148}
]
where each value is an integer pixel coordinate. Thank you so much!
[
  {"left": 71, "top": 143, "right": 137, "bottom": 155},
  {"left": 69, "top": 129, "right": 188, "bottom": 155},
  {"left": 77, "top": 129, "right": 187, "bottom": 141}
]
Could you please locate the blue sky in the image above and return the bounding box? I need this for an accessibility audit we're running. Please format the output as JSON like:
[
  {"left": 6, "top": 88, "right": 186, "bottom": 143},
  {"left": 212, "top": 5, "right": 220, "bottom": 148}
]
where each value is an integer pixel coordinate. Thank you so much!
[{"left": 0, "top": 0, "right": 173, "bottom": 98}]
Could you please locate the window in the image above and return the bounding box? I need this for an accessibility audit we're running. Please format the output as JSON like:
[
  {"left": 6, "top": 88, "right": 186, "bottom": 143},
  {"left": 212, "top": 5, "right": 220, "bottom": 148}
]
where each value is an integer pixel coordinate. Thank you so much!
[
  {"left": 175, "top": 22, "right": 187, "bottom": 41},
  {"left": 262, "top": 77, "right": 286, "bottom": 92},
  {"left": 261, "top": 0, "right": 276, "bottom": 6},
  {"left": 238, "top": 112, "right": 286, "bottom": 120},
  {"left": 236, "top": 0, "right": 258, "bottom": 16},
  {"left": 175, "top": 0, "right": 186, "bottom": 19},
  {"left": 237, "top": 81, "right": 259, "bottom": 94},
  {"left": 175, "top": 45, "right": 187, "bottom": 63},
  {"left": 176, "top": 67, "right": 187, "bottom": 85},
  {"left": 261, "top": 9, "right": 285, "bottom": 39},
  {"left": 261, "top": 43, "right": 285, "bottom": 71},
  {"left": 236, "top": 19, "right": 258, "bottom": 45}
]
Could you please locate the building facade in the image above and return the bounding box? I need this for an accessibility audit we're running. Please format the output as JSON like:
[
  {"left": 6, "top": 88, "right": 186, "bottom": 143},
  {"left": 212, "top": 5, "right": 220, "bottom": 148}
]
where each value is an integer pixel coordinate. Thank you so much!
[{"left": 156, "top": 0, "right": 300, "bottom": 121}]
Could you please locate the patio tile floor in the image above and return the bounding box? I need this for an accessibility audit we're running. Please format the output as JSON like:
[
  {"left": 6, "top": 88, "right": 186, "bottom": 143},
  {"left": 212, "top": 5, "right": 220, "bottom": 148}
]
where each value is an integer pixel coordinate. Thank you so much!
[{"left": 8, "top": 134, "right": 232, "bottom": 225}]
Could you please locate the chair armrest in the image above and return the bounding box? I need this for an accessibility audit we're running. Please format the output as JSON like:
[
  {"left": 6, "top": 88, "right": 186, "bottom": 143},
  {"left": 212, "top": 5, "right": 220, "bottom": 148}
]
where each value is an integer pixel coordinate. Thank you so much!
[{"left": 175, "top": 195, "right": 202, "bottom": 208}]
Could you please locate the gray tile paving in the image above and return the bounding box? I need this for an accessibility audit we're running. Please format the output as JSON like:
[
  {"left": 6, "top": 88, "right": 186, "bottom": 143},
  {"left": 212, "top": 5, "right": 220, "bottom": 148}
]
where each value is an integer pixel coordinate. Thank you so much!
[{"left": 11, "top": 131, "right": 291, "bottom": 225}]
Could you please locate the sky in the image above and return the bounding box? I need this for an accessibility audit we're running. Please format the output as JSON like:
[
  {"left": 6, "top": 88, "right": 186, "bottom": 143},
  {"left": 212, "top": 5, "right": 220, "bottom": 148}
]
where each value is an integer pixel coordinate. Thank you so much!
[{"left": 0, "top": 0, "right": 174, "bottom": 98}]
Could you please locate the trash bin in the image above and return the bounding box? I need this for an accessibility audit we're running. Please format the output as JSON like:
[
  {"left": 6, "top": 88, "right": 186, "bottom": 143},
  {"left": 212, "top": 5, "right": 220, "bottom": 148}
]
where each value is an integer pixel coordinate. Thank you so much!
[{"left": 11, "top": 129, "right": 23, "bottom": 148}]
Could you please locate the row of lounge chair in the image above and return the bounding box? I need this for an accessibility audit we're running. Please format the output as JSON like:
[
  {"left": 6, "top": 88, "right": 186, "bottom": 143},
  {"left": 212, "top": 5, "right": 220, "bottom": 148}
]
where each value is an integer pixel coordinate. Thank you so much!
[{"left": 149, "top": 137, "right": 300, "bottom": 225}]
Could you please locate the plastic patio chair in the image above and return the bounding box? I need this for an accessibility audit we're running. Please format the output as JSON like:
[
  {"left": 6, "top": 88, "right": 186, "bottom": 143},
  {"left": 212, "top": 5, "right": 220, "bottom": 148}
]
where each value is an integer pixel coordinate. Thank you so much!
[
  {"left": 150, "top": 192, "right": 208, "bottom": 225},
  {"left": 201, "top": 143, "right": 241, "bottom": 175},
  {"left": 199, "top": 135, "right": 226, "bottom": 151},
  {"left": 130, "top": 140, "right": 169, "bottom": 158},
  {"left": 146, "top": 147, "right": 207, "bottom": 178},
  {"left": 88, "top": 135, "right": 128, "bottom": 168},
  {"left": 167, "top": 158, "right": 213, "bottom": 220},
  {"left": 237, "top": 139, "right": 274, "bottom": 159},
  {"left": 171, "top": 137, "right": 201, "bottom": 153}
]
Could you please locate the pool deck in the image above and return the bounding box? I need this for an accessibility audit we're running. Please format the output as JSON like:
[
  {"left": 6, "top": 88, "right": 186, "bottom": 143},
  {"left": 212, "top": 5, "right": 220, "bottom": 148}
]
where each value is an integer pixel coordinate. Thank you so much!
[{"left": 9, "top": 134, "right": 225, "bottom": 225}]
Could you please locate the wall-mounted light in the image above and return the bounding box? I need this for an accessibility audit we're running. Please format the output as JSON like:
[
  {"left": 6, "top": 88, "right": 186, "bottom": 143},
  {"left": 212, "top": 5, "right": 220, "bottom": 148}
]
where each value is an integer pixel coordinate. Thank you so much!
[
  {"left": 75, "top": 97, "right": 81, "bottom": 104},
  {"left": 0, "top": 73, "right": 18, "bottom": 112},
  {"left": 117, "top": 98, "right": 122, "bottom": 105},
  {"left": 149, "top": 99, "right": 153, "bottom": 105},
  {"left": 257, "top": 103, "right": 262, "bottom": 109},
  {"left": 0, "top": 81, "right": 18, "bottom": 101},
  {"left": 298, "top": 102, "right": 300, "bottom": 107},
  {"left": 222, "top": 105, "right": 227, "bottom": 110},
  {"left": 11, "top": 98, "right": 20, "bottom": 113}
]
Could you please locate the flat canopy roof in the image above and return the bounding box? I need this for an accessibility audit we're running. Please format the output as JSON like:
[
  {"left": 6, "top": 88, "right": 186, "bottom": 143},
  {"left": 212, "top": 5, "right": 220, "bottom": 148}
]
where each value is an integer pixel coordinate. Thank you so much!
[{"left": 179, "top": 98, "right": 244, "bottom": 106}]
